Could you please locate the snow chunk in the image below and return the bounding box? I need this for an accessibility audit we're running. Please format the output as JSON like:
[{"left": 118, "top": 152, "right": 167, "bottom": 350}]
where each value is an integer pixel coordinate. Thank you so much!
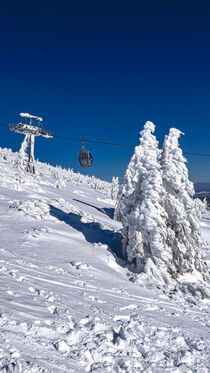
[
  {"left": 48, "top": 305, "right": 57, "bottom": 314},
  {"left": 54, "top": 340, "right": 70, "bottom": 353}
]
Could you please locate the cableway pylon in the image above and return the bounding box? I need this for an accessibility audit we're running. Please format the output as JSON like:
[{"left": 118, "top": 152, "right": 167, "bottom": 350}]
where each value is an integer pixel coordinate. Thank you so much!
[{"left": 9, "top": 113, "right": 53, "bottom": 174}]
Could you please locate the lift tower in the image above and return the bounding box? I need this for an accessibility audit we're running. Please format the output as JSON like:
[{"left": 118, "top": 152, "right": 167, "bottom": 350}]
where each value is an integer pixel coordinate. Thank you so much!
[{"left": 10, "top": 113, "right": 53, "bottom": 174}]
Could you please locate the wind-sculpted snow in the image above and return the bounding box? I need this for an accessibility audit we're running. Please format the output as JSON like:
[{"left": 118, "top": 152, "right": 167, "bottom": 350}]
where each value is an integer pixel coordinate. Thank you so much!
[{"left": 0, "top": 146, "right": 209, "bottom": 372}]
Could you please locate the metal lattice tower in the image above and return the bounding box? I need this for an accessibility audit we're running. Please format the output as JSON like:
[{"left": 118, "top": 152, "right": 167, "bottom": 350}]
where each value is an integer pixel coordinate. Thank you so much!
[{"left": 10, "top": 113, "right": 53, "bottom": 174}]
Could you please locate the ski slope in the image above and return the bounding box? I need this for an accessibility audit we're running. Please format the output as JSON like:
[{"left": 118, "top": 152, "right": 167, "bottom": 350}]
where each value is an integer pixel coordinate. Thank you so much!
[{"left": 0, "top": 148, "right": 209, "bottom": 373}]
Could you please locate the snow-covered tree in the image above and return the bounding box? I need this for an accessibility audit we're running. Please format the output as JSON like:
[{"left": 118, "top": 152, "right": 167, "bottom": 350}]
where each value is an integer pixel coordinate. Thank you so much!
[
  {"left": 161, "top": 128, "right": 209, "bottom": 289},
  {"left": 110, "top": 176, "right": 119, "bottom": 201},
  {"left": 15, "top": 135, "right": 29, "bottom": 172},
  {"left": 12, "top": 136, "right": 30, "bottom": 183},
  {"left": 120, "top": 121, "right": 175, "bottom": 289},
  {"left": 53, "top": 167, "right": 66, "bottom": 189},
  {"left": 117, "top": 124, "right": 209, "bottom": 295},
  {"left": 114, "top": 141, "right": 142, "bottom": 222},
  {"left": 194, "top": 196, "right": 207, "bottom": 216}
]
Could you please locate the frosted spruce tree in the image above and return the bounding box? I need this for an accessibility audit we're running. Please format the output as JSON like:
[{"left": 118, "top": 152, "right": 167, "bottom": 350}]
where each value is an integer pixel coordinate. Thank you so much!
[
  {"left": 13, "top": 135, "right": 30, "bottom": 183},
  {"left": 16, "top": 135, "right": 29, "bottom": 171},
  {"left": 110, "top": 176, "right": 119, "bottom": 201},
  {"left": 162, "top": 128, "right": 209, "bottom": 293},
  {"left": 120, "top": 121, "right": 176, "bottom": 289},
  {"left": 53, "top": 167, "right": 66, "bottom": 189},
  {"left": 114, "top": 140, "right": 142, "bottom": 222}
]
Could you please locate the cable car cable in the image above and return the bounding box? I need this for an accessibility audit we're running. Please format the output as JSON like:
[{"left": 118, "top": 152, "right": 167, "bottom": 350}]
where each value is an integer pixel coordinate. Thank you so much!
[
  {"left": 1, "top": 122, "right": 210, "bottom": 157},
  {"left": 0, "top": 123, "right": 10, "bottom": 128},
  {"left": 51, "top": 134, "right": 210, "bottom": 156},
  {"left": 183, "top": 151, "right": 210, "bottom": 157},
  {"left": 53, "top": 134, "right": 134, "bottom": 148}
]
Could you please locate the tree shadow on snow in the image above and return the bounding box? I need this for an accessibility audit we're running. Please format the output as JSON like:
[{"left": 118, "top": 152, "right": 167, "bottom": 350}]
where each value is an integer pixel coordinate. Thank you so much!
[
  {"left": 73, "top": 198, "right": 114, "bottom": 219},
  {"left": 49, "top": 205, "right": 123, "bottom": 260}
]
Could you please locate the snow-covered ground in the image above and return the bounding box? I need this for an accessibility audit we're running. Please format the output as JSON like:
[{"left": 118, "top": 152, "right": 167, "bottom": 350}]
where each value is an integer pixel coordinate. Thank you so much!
[{"left": 0, "top": 148, "right": 209, "bottom": 373}]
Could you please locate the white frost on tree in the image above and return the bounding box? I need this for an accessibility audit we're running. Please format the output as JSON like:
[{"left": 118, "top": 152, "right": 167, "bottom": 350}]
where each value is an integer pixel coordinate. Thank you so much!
[
  {"left": 53, "top": 167, "right": 66, "bottom": 189},
  {"left": 110, "top": 176, "right": 119, "bottom": 201},
  {"left": 120, "top": 121, "right": 176, "bottom": 289},
  {"left": 16, "top": 134, "right": 29, "bottom": 172},
  {"left": 114, "top": 142, "right": 142, "bottom": 222},
  {"left": 161, "top": 128, "right": 209, "bottom": 294},
  {"left": 118, "top": 123, "right": 209, "bottom": 295},
  {"left": 13, "top": 135, "right": 30, "bottom": 183}
]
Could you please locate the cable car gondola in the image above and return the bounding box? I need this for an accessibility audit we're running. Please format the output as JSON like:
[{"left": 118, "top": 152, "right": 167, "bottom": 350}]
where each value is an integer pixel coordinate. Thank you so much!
[{"left": 79, "top": 139, "right": 94, "bottom": 167}]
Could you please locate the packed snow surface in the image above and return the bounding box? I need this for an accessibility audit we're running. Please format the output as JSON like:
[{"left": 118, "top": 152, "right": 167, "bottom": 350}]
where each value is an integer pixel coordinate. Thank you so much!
[{"left": 0, "top": 148, "right": 209, "bottom": 372}]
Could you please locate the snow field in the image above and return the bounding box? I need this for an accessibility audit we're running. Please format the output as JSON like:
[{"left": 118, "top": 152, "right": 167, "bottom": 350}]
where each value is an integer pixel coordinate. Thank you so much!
[{"left": 0, "top": 147, "right": 209, "bottom": 372}]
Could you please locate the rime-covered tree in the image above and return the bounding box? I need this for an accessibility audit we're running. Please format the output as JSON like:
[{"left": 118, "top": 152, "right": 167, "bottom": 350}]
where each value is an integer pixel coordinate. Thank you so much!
[
  {"left": 13, "top": 135, "right": 30, "bottom": 183},
  {"left": 53, "top": 167, "right": 66, "bottom": 189},
  {"left": 161, "top": 128, "right": 209, "bottom": 288},
  {"left": 120, "top": 121, "right": 175, "bottom": 288},
  {"left": 114, "top": 141, "right": 141, "bottom": 221},
  {"left": 110, "top": 176, "right": 119, "bottom": 201},
  {"left": 15, "top": 135, "right": 29, "bottom": 172}
]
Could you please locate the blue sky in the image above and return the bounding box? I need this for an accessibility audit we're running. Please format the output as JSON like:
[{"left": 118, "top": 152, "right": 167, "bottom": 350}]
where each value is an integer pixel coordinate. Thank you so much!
[{"left": 0, "top": 0, "right": 210, "bottom": 182}]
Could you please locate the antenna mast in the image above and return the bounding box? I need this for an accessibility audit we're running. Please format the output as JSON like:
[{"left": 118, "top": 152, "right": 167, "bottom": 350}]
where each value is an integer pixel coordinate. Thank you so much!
[{"left": 10, "top": 113, "right": 53, "bottom": 174}]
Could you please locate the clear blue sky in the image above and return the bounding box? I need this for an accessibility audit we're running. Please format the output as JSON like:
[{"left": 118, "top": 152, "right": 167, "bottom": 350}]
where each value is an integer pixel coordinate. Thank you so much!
[{"left": 0, "top": 0, "right": 210, "bottom": 182}]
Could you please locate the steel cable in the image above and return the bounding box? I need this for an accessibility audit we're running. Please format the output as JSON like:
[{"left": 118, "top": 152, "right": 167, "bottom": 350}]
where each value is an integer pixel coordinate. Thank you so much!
[{"left": 1, "top": 122, "right": 210, "bottom": 157}]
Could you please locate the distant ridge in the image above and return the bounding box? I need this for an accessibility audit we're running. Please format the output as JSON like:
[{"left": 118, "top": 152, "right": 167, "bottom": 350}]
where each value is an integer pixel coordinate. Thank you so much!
[{"left": 194, "top": 182, "right": 210, "bottom": 199}]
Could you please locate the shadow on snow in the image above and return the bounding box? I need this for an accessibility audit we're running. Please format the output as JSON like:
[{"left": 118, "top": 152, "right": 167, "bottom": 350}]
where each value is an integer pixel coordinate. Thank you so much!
[
  {"left": 73, "top": 198, "right": 115, "bottom": 219},
  {"left": 49, "top": 205, "right": 123, "bottom": 260}
]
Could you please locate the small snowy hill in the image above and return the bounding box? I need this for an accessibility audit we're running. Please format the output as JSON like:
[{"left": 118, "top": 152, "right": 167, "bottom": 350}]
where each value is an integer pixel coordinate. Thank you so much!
[{"left": 0, "top": 147, "right": 210, "bottom": 373}]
